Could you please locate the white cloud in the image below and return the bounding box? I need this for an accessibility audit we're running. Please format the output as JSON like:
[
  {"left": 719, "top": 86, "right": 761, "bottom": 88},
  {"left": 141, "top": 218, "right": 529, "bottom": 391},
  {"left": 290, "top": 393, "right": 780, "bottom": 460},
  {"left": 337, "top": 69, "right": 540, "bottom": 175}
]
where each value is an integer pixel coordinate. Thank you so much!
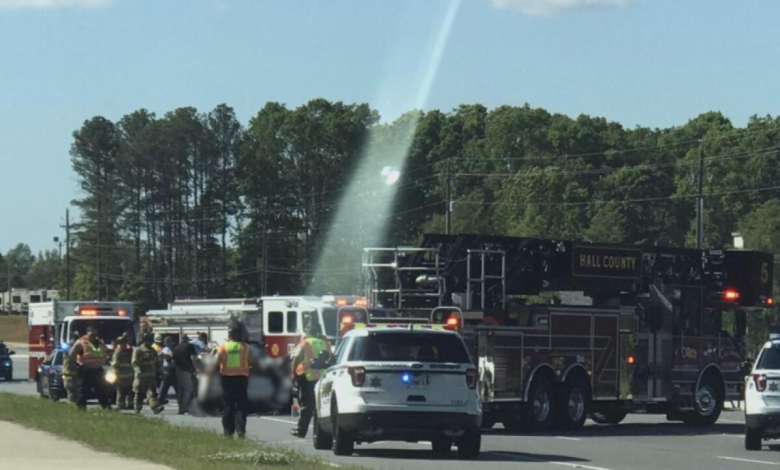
[
  {"left": 491, "top": 0, "right": 630, "bottom": 16},
  {"left": 0, "top": 0, "right": 113, "bottom": 9}
]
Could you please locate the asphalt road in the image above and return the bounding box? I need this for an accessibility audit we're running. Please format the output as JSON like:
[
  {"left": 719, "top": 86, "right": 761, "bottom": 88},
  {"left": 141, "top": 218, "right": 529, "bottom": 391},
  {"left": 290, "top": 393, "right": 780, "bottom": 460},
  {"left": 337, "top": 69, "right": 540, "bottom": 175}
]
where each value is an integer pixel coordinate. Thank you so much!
[{"left": 1, "top": 348, "right": 778, "bottom": 470}]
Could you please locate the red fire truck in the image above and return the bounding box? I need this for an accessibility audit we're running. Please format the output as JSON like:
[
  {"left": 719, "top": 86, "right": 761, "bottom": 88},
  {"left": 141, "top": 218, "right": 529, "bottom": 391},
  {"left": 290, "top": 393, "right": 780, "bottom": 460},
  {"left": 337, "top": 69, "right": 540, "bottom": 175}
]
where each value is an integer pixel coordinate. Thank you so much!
[
  {"left": 27, "top": 301, "right": 135, "bottom": 379},
  {"left": 361, "top": 235, "right": 774, "bottom": 431}
]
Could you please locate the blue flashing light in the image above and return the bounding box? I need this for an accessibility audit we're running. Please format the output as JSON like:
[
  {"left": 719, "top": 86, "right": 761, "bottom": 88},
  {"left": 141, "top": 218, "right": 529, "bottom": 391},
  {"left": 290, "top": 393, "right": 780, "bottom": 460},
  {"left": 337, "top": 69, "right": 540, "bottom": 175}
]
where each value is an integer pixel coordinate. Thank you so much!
[
  {"left": 59, "top": 341, "right": 70, "bottom": 352},
  {"left": 401, "top": 373, "right": 412, "bottom": 384}
]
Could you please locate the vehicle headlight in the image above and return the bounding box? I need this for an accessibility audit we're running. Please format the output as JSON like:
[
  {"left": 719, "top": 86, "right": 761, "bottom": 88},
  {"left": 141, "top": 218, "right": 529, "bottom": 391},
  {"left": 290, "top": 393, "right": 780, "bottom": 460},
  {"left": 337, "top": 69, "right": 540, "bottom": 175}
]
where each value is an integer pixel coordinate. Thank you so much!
[
  {"left": 104, "top": 370, "right": 117, "bottom": 384},
  {"left": 3, "top": 362, "right": 10, "bottom": 367}
]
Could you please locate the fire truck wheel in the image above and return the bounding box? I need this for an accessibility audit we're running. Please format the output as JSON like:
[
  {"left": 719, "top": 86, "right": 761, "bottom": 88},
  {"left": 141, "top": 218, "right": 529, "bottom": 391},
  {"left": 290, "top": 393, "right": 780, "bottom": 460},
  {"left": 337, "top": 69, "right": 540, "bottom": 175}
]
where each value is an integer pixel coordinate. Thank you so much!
[
  {"left": 684, "top": 377, "right": 723, "bottom": 426},
  {"left": 556, "top": 376, "right": 590, "bottom": 431},
  {"left": 525, "top": 376, "right": 557, "bottom": 432},
  {"left": 313, "top": 408, "right": 333, "bottom": 450},
  {"left": 589, "top": 410, "right": 627, "bottom": 425}
]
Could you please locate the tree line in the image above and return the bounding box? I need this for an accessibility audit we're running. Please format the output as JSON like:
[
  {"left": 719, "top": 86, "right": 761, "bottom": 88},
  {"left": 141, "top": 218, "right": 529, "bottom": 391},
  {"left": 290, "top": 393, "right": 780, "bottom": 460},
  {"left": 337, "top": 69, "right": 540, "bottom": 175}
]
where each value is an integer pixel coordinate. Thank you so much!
[{"left": 9, "top": 100, "right": 780, "bottom": 321}]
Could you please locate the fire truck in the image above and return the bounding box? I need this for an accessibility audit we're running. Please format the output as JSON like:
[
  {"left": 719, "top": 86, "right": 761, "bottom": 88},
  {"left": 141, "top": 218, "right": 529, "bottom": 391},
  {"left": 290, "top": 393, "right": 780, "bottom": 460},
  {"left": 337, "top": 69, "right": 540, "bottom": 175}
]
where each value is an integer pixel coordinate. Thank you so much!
[
  {"left": 27, "top": 301, "right": 135, "bottom": 380},
  {"left": 143, "top": 296, "right": 363, "bottom": 412},
  {"left": 360, "top": 234, "right": 774, "bottom": 431}
]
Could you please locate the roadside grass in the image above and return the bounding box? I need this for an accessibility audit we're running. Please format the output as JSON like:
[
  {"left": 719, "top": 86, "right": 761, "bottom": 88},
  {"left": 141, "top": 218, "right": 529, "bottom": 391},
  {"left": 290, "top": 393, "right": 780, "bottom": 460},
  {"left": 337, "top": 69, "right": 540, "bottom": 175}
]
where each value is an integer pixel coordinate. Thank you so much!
[
  {"left": 0, "top": 392, "right": 352, "bottom": 470},
  {"left": 0, "top": 315, "right": 27, "bottom": 343}
]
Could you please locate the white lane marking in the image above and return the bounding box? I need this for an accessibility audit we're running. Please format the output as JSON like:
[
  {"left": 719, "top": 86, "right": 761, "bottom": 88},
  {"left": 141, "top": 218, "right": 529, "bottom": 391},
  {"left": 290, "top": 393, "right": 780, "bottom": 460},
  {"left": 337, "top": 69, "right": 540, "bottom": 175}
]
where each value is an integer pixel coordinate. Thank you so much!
[
  {"left": 555, "top": 436, "right": 582, "bottom": 441},
  {"left": 259, "top": 416, "right": 312, "bottom": 428},
  {"left": 719, "top": 419, "right": 745, "bottom": 424},
  {"left": 717, "top": 456, "right": 778, "bottom": 466},
  {"left": 493, "top": 451, "right": 614, "bottom": 470}
]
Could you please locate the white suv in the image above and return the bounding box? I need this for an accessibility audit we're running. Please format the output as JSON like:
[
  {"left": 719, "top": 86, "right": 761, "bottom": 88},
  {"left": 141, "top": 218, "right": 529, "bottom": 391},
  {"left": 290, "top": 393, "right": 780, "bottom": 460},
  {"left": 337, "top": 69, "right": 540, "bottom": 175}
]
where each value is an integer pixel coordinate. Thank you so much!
[
  {"left": 745, "top": 336, "right": 780, "bottom": 450},
  {"left": 312, "top": 327, "right": 482, "bottom": 458}
]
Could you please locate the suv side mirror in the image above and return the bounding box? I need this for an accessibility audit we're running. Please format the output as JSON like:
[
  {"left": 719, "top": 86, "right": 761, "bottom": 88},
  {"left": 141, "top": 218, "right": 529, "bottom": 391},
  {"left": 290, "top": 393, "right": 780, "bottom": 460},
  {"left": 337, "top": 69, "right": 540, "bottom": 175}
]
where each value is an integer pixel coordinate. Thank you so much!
[{"left": 8, "top": 351, "right": 15, "bottom": 356}]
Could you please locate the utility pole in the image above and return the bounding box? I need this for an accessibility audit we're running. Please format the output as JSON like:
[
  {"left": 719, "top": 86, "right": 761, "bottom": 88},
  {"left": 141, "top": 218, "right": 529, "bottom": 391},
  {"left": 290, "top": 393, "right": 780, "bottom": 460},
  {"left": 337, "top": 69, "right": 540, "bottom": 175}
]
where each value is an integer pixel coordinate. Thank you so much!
[
  {"left": 261, "top": 198, "right": 268, "bottom": 296},
  {"left": 445, "top": 160, "right": 452, "bottom": 235},
  {"left": 696, "top": 139, "right": 705, "bottom": 249},
  {"left": 65, "top": 209, "right": 71, "bottom": 300}
]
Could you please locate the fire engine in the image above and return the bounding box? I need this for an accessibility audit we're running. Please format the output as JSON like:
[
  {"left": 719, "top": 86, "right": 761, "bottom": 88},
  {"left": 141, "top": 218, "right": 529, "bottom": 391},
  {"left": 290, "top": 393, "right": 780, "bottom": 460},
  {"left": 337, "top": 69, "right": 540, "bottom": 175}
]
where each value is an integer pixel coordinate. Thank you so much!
[
  {"left": 360, "top": 234, "right": 774, "bottom": 431},
  {"left": 27, "top": 301, "right": 135, "bottom": 380}
]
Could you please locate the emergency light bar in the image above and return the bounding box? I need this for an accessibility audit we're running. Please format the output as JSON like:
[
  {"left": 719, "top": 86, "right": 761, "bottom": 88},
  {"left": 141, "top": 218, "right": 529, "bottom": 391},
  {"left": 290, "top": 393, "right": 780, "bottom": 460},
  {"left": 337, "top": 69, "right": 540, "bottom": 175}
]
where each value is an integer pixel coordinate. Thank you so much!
[{"left": 79, "top": 308, "right": 99, "bottom": 316}]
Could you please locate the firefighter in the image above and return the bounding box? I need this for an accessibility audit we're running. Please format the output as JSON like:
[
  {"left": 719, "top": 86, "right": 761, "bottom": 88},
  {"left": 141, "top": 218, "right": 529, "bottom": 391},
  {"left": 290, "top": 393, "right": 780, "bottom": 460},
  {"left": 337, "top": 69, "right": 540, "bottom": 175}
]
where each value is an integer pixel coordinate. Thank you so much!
[
  {"left": 217, "top": 326, "right": 251, "bottom": 438},
  {"left": 70, "top": 326, "right": 110, "bottom": 410},
  {"left": 290, "top": 319, "right": 332, "bottom": 438},
  {"left": 61, "top": 331, "right": 81, "bottom": 406},
  {"left": 111, "top": 333, "right": 134, "bottom": 410},
  {"left": 132, "top": 333, "right": 164, "bottom": 414}
]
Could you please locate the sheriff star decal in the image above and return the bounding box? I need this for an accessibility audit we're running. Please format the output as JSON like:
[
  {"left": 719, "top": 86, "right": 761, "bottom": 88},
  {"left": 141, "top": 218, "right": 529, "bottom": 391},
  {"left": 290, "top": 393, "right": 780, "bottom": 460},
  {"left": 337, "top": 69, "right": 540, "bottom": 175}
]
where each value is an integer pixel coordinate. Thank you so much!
[
  {"left": 770, "top": 382, "right": 779, "bottom": 392},
  {"left": 370, "top": 376, "right": 382, "bottom": 388}
]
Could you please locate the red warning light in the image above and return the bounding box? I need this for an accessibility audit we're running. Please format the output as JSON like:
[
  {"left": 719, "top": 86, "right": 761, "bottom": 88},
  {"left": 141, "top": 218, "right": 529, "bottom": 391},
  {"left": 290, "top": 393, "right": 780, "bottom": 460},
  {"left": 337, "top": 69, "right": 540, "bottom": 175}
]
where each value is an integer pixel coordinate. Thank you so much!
[
  {"left": 446, "top": 316, "right": 460, "bottom": 328},
  {"left": 723, "top": 289, "right": 740, "bottom": 301},
  {"left": 341, "top": 314, "right": 354, "bottom": 326},
  {"left": 117, "top": 308, "right": 127, "bottom": 317},
  {"left": 79, "top": 308, "right": 98, "bottom": 316},
  {"left": 626, "top": 355, "right": 636, "bottom": 365},
  {"left": 336, "top": 298, "right": 348, "bottom": 307},
  {"left": 767, "top": 297, "right": 774, "bottom": 306}
]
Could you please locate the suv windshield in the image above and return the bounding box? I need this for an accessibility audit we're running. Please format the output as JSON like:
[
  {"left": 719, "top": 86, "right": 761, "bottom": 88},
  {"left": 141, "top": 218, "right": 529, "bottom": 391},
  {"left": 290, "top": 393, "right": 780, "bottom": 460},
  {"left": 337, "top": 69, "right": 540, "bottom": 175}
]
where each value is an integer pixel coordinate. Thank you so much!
[
  {"left": 758, "top": 346, "right": 780, "bottom": 370},
  {"left": 351, "top": 333, "right": 471, "bottom": 364},
  {"left": 69, "top": 319, "right": 135, "bottom": 345}
]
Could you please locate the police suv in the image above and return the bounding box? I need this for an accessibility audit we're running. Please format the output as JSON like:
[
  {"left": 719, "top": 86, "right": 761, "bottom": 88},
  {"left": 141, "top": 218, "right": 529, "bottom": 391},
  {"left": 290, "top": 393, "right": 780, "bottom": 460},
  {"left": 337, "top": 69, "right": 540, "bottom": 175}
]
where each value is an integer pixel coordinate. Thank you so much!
[
  {"left": 312, "top": 326, "right": 482, "bottom": 458},
  {"left": 745, "top": 333, "right": 780, "bottom": 450}
]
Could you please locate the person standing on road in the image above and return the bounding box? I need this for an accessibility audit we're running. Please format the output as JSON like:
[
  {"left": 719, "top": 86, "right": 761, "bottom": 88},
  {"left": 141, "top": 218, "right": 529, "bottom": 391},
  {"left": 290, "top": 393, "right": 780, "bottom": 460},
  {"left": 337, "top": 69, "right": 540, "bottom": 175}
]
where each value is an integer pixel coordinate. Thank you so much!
[
  {"left": 61, "top": 331, "right": 81, "bottom": 406},
  {"left": 157, "top": 337, "right": 176, "bottom": 405},
  {"left": 173, "top": 334, "right": 199, "bottom": 415},
  {"left": 132, "top": 333, "right": 164, "bottom": 415},
  {"left": 70, "top": 326, "right": 110, "bottom": 411},
  {"left": 111, "top": 333, "right": 134, "bottom": 410},
  {"left": 290, "top": 320, "right": 332, "bottom": 438},
  {"left": 217, "top": 326, "right": 251, "bottom": 438}
]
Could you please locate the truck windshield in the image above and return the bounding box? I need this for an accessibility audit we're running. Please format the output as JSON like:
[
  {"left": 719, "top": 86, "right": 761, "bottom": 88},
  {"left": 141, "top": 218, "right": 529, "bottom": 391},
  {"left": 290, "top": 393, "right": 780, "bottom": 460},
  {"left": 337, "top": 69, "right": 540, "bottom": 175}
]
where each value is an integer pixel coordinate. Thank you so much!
[
  {"left": 351, "top": 333, "right": 471, "bottom": 364},
  {"left": 758, "top": 346, "right": 780, "bottom": 370},
  {"left": 321, "top": 307, "right": 338, "bottom": 338},
  {"left": 69, "top": 319, "right": 135, "bottom": 345}
]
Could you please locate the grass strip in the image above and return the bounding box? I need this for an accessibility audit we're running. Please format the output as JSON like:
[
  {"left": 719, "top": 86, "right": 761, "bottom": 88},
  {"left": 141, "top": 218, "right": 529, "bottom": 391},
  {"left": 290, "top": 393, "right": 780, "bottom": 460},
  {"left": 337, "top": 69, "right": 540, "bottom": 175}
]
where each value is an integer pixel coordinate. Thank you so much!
[{"left": 0, "top": 392, "right": 352, "bottom": 470}]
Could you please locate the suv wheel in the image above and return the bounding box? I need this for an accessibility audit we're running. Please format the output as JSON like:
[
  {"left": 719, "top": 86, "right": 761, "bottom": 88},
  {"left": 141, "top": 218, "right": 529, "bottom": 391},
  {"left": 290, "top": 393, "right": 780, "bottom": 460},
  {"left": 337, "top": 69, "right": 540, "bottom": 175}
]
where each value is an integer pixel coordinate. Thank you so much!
[
  {"left": 431, "top": 436, "right": 451, "bottom": 453},
  {"left": 525, "top": 376, "right": 557, "bottom": 432},
  {"left": 313, "top": 408, "right": 333, "bottom": 450},
  {"left": 456, "top": 427, "right": 481, "bottom": 459},
  {"left": 331, "top": 400, "right": 354, "bottom": 456},
  {"left": 745, "top": 426, "right": 763, "bottom": 451}
]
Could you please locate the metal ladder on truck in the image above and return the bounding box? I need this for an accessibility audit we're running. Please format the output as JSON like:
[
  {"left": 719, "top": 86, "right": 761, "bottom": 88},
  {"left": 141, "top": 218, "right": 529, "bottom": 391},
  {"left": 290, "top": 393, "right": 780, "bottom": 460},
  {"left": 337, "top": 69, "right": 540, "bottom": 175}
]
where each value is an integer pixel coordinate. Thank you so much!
[
  {"left": 465, "top": 249, "right": 507, "bottom": 311},
  {"left": 362, "top": 247, "right": 444, "bottom": 310}
]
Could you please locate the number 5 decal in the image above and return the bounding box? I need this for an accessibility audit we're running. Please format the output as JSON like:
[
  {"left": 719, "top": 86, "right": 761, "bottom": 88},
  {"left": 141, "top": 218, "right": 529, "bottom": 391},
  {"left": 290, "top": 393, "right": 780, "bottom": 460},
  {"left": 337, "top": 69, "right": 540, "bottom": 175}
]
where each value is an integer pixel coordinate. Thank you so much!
[{"left": 761, "top": 262, "right": 769, "bottom": 284}]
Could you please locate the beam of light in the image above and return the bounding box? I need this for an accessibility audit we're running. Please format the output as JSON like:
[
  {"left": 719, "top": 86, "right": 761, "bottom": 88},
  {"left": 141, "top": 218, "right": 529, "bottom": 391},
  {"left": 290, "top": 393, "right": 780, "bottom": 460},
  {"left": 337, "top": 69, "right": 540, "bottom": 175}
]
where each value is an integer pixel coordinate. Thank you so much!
[{"left": 307, "top": 0, "right": 462, "bottom": 295}]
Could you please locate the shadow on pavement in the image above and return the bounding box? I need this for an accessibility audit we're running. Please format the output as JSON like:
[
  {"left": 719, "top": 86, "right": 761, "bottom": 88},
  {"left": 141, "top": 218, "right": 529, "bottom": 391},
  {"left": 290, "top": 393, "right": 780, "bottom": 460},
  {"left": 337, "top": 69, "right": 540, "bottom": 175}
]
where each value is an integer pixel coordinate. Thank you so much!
[
  {"left": 487, "top": 422, "right": 744, "bottom": 438},
  {"left": 352, "top": 448, "right": 589, "bottom": 463}
]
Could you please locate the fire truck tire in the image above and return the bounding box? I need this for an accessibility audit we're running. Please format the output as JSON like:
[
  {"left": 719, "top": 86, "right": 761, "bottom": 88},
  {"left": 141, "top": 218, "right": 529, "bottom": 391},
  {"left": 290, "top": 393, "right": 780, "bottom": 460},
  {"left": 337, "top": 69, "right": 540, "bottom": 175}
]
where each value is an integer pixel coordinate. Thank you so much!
[
  {"left": 683, "top": 377, "right": 723, "bottom": 426},
  {"left": 589, "top": 410, "right": 627, "bottom": 425},
  {"left": 525, "top": 376, "right": 557, "bottom": 432},
  {"left": 556, "top": 376, "right": 590, "bottom": 431},
  {"left": 313, "top": 408, "right": 333, "bottom": 450},
  {"left": 745, "top": 426, "right": 763, "bottom": 451},
  {"left": 331, "top": 399, "right": 354, "bottom": 456}
]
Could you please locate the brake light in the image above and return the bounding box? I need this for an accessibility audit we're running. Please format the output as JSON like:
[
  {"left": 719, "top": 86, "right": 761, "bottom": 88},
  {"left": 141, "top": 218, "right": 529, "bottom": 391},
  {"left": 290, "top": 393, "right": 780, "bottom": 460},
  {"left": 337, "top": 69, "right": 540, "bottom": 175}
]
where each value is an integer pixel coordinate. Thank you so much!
[
  {"left": 348, "top": 366, "right": 366, "bottom": 387},
  {"left": 626, "top": 355, "right": 636, "bottom": 365},
  {"left": 79, "top": 308, "right": 98, "bottom": 316},
  {"left": 466, "top": 368, "right": 477, "bottom": 389},
  {"left": 336, "top": 298, "right": 348, "bottom": 307},
  {"left": 117, "top": 308, "right": 127, "bottom": 317},
  {"left": 754, "top": 373, "right": 768, "bottom": 392},
  {"left": 723, "top": 289, "right": 740, "bottom": 301}
]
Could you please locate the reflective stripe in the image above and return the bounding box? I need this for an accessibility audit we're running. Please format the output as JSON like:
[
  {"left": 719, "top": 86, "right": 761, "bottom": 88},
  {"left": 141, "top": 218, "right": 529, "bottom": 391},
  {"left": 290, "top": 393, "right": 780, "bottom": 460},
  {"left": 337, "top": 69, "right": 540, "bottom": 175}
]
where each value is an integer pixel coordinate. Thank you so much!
[
  {"left": 78, "top": 338, "right": 107, "bottom": 369},
  {"left": 219, "top": 341, "right": 250, "bottom": 376},
  {"left": 111, "top": 348, "right": 134, "bottom": 379},
  {"left": 297, "top": 337, "right": 330, "bottom": 382}
]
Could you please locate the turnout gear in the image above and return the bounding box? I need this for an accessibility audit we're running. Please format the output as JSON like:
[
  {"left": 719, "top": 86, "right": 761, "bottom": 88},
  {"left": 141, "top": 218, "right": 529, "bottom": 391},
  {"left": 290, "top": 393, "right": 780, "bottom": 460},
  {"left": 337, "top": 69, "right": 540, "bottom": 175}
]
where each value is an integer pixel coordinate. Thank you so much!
[{"left": 132, "top": 343, "right": 163, "bottom": 414}]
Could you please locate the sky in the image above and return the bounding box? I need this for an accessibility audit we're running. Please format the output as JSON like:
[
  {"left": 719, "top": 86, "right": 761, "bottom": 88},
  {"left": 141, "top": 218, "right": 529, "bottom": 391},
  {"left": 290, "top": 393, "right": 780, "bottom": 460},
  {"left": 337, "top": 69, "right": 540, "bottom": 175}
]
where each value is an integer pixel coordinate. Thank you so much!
[{"left": 0, "top": 0, "right": 778, "bottom": 253}]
